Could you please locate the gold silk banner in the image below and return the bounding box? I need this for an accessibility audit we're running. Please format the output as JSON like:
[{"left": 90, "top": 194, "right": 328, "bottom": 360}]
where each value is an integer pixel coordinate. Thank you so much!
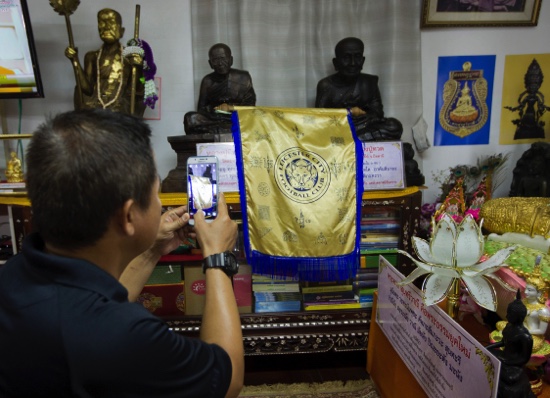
[{"left": 233, "top": 106, "right": 361, "bottom": 279}]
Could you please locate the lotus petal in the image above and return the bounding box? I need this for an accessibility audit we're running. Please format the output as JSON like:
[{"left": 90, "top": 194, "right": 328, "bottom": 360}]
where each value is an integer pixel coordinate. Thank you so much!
[
  {"left": 397, "top": 250, "right": 460, "bottom": 278},
  {"left": 412, "top": 237, "right": 438, "bottom": 264},
  {"left": 462, "top": 275, "right": 497, "bottom": 312},
  {"left": 397, "top": 266, "right": 431, "bottom": 286},
  {"left": 430, "top": 217, "right": 456, "bottom": 267},
  {"left": 422, "top": 274, "right": 454, "bottom": 306},
  {"left": 455, "top": 216, "right": 484, "bottom": 267},
  {"left": 463, "top": 246, "right": 517, "bottom": 276},
  {"left": 439, "top": 213, "right": 457, "bottom": 236}
]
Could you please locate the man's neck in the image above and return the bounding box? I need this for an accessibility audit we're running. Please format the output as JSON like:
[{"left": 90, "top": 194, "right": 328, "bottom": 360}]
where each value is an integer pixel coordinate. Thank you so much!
[{"left": 44, "top": 233, "right": 131, "bottom": 281}]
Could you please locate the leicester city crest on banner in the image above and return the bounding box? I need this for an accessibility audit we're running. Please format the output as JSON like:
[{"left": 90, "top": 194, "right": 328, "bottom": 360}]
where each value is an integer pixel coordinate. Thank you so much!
[
  {"left": 440, "top": 61, "right": 488, "bottom": 138},
  {"left": 275, "top": 148, "right": 330, "bottom": 204}
]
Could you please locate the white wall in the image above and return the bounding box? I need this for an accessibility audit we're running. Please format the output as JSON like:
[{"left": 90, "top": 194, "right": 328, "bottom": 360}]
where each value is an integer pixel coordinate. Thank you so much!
[
  {"left": 420, "top": 1, "right": 550, "bottom": 204},
  {"left": 1, "top": 1, "right": 549, "bottom": 205}
]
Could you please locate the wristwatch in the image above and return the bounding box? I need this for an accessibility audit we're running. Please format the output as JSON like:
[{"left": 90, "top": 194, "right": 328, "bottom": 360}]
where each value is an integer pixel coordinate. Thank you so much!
[{"left": 202, "top": 251, "right": 239, "bottom": 277}]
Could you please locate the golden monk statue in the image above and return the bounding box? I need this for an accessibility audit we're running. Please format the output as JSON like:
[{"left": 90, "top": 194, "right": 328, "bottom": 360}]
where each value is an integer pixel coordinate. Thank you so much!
[
  {"left": 5, "top": 151, "right": 24, "bottom": 183},
  {"left": 64, "top": 9, "right": 145, "bottom": 117}
]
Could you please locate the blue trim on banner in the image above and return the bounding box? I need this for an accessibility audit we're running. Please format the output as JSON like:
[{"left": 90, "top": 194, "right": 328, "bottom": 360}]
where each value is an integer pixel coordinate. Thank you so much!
[
  {"left": 248, "top": 251, "right": 358, "bottom": 281},
  {"left": 231, "top": 111, "right": 252, "bottom": 262},
  {"left": 349, "top": 113, "right": 363, "bottom": 280}
]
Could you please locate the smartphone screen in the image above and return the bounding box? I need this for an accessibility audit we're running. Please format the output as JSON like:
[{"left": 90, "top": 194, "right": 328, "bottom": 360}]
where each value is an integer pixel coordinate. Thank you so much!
[{"left": 187, "top": 156, "right": 219, "bottom": 224}]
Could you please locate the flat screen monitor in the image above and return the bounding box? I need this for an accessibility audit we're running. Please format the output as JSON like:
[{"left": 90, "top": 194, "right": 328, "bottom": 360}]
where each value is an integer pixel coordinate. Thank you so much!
[{"left": 0, "top": 0, "right": 44, "bottom": 99}]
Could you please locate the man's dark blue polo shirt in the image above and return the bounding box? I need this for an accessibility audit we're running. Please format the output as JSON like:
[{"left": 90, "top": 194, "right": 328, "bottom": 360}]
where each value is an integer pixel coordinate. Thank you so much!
[{"left": 0, "top": 233, "right": 231, "bottom": 397}]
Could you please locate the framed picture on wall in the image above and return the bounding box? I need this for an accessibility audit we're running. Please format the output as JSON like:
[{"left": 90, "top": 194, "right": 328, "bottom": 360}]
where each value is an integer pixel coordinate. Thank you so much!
[{"left": 421, "top": 0, "right": 542, "bottom": 27}]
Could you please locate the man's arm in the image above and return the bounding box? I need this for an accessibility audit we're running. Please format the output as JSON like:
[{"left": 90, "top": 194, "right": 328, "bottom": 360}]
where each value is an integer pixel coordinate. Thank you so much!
[
  {"left": 120, "top": 206, "right": 190, "bottom": 302},
  {"left": 194, "top": 193, "right": 244, "bottom": 398}
]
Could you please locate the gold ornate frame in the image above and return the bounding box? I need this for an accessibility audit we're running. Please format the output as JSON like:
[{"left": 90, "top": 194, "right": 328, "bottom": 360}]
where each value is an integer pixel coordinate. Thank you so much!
[{"left": 421, "top": 0, "right": 542, "bottom": 28}]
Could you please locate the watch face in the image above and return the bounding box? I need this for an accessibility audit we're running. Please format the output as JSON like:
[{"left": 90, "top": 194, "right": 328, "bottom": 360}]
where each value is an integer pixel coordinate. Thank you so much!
[{"left": 224, "top": 251, "right": 239, "bottom": 276}]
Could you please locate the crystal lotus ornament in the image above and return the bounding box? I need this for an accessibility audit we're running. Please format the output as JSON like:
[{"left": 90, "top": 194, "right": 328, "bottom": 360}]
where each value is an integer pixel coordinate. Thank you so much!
[{"left": 398, "top": 213, "right": 517, "bottom": 315}]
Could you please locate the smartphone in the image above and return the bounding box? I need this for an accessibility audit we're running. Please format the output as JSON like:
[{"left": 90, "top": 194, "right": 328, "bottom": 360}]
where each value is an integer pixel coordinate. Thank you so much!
[{"left": 187, "top": 156, "right": 219, "bottom": 225}]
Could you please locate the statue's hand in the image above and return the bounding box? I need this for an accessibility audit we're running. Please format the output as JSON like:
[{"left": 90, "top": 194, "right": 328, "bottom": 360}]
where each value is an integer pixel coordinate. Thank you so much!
[
  {"left": 350, "top": 106, "right": 366, "bottom": 116},
  {"left": 65, "top": 46, "right": 78, "bottom": 61},
  {"left": 126, "top": 53, "right": 143, "bottom": 66},
  {"left": 215, "top": 103, "right": 234, "bottom": 112}
]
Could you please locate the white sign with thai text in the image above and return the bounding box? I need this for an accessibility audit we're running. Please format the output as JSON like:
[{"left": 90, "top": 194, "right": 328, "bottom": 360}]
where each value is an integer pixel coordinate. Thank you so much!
[
  {"left": 376, "top": 257, "right": 500, "bottom": 398},
  {"left": 362, "top": 141, "right": 405, "bottom": 190},
  {"left": 196, "top": 143, "right": 239, "bottom": 192}
]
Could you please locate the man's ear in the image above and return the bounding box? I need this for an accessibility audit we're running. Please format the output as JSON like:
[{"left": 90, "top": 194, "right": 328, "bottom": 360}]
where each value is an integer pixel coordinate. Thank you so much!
[
  {"left": 332, "top": 58, "right": 338, "bottom": 70},
  {"left": 229, "top": 56, "right": 234, "bottom": 67},
  {"left": 120, "top": 27, "right": 125, "bottom": 38},
  {"left": 119, "top": 199, "right": 136, "bottom": 236}
]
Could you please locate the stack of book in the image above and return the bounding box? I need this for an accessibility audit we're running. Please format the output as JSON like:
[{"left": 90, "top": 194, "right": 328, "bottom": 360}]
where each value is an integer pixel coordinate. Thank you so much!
[
  {"left": 252, "top": 274, "right": 301, "bottom": 313},
  {"left": 360, "top": 205, "right": 399, "bottom": 305},
  {"left": 301, "top": 282, "right": 360, "bottom": 311},
  {"left": 360, "top": 206, "right": 400, "bottom": 252},
  {"left": 354, "top": 258, "right": 378, "bottom": 308}
]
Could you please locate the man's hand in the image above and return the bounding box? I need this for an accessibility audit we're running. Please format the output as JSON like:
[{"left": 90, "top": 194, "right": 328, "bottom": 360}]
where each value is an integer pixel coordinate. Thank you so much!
[
  {"left": 149, "top": 206, "right": 194, "bottom": 257},
  {"left": 193, "top": 193, "right": 237, "bottom": 257}
]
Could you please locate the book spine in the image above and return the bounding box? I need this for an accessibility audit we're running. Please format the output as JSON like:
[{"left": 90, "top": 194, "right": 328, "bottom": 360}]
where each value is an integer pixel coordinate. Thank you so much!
[
  {"left": 252, "top": 284, "right": 300, "bottom": 293},
  {"left": 0, "top": 183, "right": 26, "bottom": 189},
  {"left": 254, "top": 292, "right": 302, "bottom": 301},
  {"left": 357, "top": 287, "right": 378, "bottom": 296},
  {"left": 302, "top": 291, "right": 356, "bottom": 302},
  {"left": 352, "top": 272, "right": 379, "bottom": 281},
  {"left": 254, "top": 301, "right": 302, "bottom": 312},
  {"left": 304, "top": 303, "right": 361, "bottom": 311},
  {"left": 352, "top": 280, "right": 378, "bottom": 289},
  {"left": 301, "top": 284, "right": 353, "bottom": 294},
  {"left": 303, "top": 299, "right": 359, "bottom": 306}
]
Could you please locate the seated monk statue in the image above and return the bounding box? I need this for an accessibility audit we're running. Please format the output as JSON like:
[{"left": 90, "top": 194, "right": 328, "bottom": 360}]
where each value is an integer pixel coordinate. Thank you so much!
[
  {"left": 315, "top": 37, "right": 403, "bottom": 142},
  {"left": 184, "top": 43, "right": 256, "bottom": 135}
]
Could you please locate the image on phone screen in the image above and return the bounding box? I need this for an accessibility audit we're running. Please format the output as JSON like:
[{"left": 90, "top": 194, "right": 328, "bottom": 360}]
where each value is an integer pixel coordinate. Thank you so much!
[{"left": 187, "top": 158, "right": 218, "bottom": 223}]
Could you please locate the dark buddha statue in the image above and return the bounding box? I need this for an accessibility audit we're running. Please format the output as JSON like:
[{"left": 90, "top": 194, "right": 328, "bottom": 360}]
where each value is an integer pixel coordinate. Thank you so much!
[
  {"left": 486, "top": 290, "right": 536, "bottom": 398},
  {"left": 184, "top": 43, "right": 256, "bottom": 135},
  {"left": 315, "top": 37, "right": 403, "bottom": 142},
  {"left": 505, "top": 59, "right": 550, "bottom": 140},
  {"left": 509, "top": 142, "right": 550, "bottom": 198}
]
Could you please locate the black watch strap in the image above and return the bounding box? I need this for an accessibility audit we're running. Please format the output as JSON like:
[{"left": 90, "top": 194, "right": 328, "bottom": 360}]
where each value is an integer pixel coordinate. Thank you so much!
[{"left": 202, "top": 251, "right": 239, "bottom": 277}]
